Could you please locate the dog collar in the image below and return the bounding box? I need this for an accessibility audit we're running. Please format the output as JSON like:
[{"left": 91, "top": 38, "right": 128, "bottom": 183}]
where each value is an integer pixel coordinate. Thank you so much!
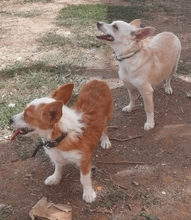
[
  {"left": 115, "top": 50, "right": 139, "bottom": 61},
  {"left": 31, "top": 133, "right": 67, "bottom": 157},
  {"left": 44, "top": 133, "right": 67, "bottom": 149}
]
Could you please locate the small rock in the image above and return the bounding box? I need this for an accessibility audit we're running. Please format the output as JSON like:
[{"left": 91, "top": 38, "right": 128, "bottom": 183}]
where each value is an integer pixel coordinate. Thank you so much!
[
  {"left": 17, "top": 57, "right": 22, "bottom": 61},
  {"left": 186, "top": 92, "right": 191, "bottom": 98},
  {"left": 0, "top": 204, "right": 6, "bottom": 211},
  {"left": 132, "top": 181, "right": 139, "bottom": 186}
]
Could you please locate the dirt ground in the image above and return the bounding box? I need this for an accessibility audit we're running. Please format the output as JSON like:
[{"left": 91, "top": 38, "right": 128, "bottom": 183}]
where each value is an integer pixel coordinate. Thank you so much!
[{"left": 1, "top": 0, "right": 191, "bottom": 220}]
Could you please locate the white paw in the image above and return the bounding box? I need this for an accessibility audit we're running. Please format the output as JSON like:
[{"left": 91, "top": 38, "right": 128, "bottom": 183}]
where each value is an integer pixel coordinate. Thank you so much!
[
  {"left": 83, "top": 188, "right": 96, "bottom": 203},
  {"left": 101, "top": 140, "right": 111, "bottom": 149},
  {"left": 44, "top": 175, "right": 61, "bottom": 185},
  {"left": 164, "top": 85, "right": 173, "bottom": 94},
  {"left": 100, "top": 135, "right": 111, "bottom": 149},
  {"left": 144, "top": 122, "right": 155, "bottom": 131},
  {"left": 122, "top": 105, "right": 134, "bottom": 112}
]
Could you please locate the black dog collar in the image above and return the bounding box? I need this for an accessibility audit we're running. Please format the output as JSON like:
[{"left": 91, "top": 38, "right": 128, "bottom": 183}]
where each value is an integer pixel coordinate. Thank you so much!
[
  {"left": 31, "top": 133, "right": 67, "bottom": 157},
  {"left": 44, "top": 133, "right": 67, "bottom": 149}
]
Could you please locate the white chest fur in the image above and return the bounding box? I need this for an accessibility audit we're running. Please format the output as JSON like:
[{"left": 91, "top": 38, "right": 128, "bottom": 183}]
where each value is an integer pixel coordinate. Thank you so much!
[{"left": 44, "top": 147, "right": 82, "bottom": 167}]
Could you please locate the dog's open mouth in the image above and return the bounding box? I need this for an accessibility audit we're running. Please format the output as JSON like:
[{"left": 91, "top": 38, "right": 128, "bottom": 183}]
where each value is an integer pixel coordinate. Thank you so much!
[
  {"left": 96, "top": 34, "right": 114, "bottom": 41},
  {"left": 11, "top": 127, "right": 34, "bottom": 141}
]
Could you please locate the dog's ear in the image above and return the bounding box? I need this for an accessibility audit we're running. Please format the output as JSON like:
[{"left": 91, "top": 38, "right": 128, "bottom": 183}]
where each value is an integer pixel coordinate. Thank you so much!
[
  {"left": 130, "top": 19, "right": 142, "bottom": 28},
  {"left": 42, "top": 101, "right": 63, "bottom": 125},
  {"left": 51, "top": 83, "right": 74, "bottom": 104},
  {"left": 131, "top": 27, "right": 156, "bottom": 40}
]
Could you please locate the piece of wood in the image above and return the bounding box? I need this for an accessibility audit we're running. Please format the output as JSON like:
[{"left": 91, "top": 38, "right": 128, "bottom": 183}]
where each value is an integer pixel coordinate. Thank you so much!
[{"left": 110, "top": 135, "right": 142, "bottom": 142}]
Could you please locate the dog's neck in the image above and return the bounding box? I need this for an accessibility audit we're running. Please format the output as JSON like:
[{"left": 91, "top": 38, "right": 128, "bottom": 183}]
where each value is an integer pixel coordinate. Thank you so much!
[
  {"left": 55, "top": 105, "right": 85, "bottom": 140},
  {"left": 113, "top": 41, "right": 142, "bottom": 61}
]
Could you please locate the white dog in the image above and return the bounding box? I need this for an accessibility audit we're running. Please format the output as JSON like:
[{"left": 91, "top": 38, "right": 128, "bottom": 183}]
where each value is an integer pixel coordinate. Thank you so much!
[{"left": 97, "top": 19, "right": 181, "bottom": 130}]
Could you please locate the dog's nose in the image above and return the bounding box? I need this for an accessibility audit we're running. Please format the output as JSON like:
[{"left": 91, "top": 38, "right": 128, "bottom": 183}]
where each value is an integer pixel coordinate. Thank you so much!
[{"left": 9, "top": 118, "right": 13, "bottom": 125}]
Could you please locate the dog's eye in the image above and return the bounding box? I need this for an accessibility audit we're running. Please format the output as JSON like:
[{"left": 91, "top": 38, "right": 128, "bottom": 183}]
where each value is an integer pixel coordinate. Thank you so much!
[{"left": 112, "top": 24, "right": 118, "bottom": 30}]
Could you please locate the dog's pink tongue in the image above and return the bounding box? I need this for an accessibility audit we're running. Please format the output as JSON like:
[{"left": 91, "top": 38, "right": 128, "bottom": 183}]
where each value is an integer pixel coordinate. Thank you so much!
[{"left": 11, "top": 128, "right": 21, "bottom": 141}]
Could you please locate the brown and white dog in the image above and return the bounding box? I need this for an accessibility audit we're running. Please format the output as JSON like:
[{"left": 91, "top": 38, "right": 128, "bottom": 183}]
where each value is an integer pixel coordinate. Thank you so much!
[
  {"left": 96, "top": 19, "right": 181, "bottom": 130},
  {"left": 10, "top": 80, "right": 113, "bottom": 203}
]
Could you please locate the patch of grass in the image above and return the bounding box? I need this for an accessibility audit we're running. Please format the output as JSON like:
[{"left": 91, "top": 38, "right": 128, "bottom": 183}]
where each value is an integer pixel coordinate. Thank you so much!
[
  {"left": 0, "top": 205, "right": 14, "bottom": 220},
  {"left": 90, "top": 186, "right": 128, "bottom": 210},
  {"left": 0, "top": 61, "right": 82, "bottom": 80},
  {"left": 132, "top": 212, "right": 159, "bottom": 220},
  {"left": 56, "top": 4, "right": 144, "bottom": 27},
  {"left": 123, "top": 0, "right": 173, "bottom": 15},
  {"left": 14, "top": 137, "right": 36, "bottom": 160},
  {"left": 76, "top": 33, "right": 104, "bottom": 49},
  {"left": 0, "top": 61, "right": 49, "bottom": 79},
  {"left": 140, "top": 212, "right": 159, "bottom": 220},
  {"left": 149, "top": 3, "right": 173, "bottom": 14},
  {"left": 134, "top": 191, "right": 159, "bottom": 208},
  {"left": 38, "top": 31, "right": 106, "bottom": 50},
  {"left": 37, "top": 32, "right": 71, "bottom": 49},
  {"left": 17, "top": 146, "right": 31, "bottom": 160},
  {"left": 56, "top": 3, "right": 173, "bottom": 28},
  {"left": 14, "top": 9, "right": 42, "bottom": 17},
  {"left": 177, "top": 62, "right": 190, "bottom": 74},
  {"left": 132, "top": 215, "right": 139, "bottom": 220}
]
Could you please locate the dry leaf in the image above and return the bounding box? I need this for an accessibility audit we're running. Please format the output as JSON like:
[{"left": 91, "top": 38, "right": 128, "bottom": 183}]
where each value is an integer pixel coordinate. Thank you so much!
[{"left": 29, "top": 197, "right": 72, "bottom": 220}]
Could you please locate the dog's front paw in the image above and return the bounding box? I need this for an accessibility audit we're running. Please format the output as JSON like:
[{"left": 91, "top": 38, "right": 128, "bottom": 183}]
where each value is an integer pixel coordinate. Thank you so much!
[
  {"left": 122, "top": 105, "right": 134, "bottom": 112},
  {"left": 144, "top": 122, "right": 155, "bottom": 130},
  {"left": 83, "top": 187, "right": 96, "bottom": 203},
  {"left": 44, "top": 175, "right": 61, "bottom": 185}
]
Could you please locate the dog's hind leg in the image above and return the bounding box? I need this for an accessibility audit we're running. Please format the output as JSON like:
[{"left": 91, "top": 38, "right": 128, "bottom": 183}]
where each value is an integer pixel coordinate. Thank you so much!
[
  {"left": 140, "top": 85, "right": 154, "bottom": 130},
  {"left": 100, "top": 126, "right": 111, "bottom": 149},
  {"left": 164, "top": 51, "right": 180, "bottom": 94},
  {"left": 80, "top": 158, "right": 96, "bottom": 203},
  {"left": 164, "top": 74, "right": 173, "bottom": 94},
  {"left": 122, "top": 87, "right": 137, "bottom": 112},
  {"left": 164, "top": 66, "right": 176, "bottom": 94}
]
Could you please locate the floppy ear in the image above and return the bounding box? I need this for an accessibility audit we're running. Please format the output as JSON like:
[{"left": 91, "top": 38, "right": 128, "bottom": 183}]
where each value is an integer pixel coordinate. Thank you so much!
[
  {"left": 130, "top": 19, "right": 142, "bottom": 28},
  {"left": 42, "top": 101, "right": 63, "bottom": 125},
  {"left": 131, "top": 27, "right": 156, "bottom": 40},
  {"left": 51, "top": 83, "right": 74, "bottom": 104}
]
